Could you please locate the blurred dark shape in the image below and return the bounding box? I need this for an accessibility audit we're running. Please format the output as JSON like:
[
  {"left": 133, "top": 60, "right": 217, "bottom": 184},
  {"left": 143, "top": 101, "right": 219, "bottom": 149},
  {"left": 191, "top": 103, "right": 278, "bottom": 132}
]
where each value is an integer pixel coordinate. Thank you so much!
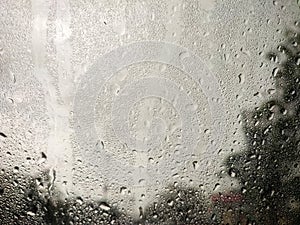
[
  {"left": 0, "top": 169, "right": 128, "bottom": 224},
  {"left": 0, "top": 168, "right": 211, "bottom": 224},
  {"left": 225, "top": 23, "right": 300, "bottom": 225},
  {"left": 0, "top": 168, "right": 50, "bottom": 224},
  {"left": 211, "top": 192, "right": 243, "bottom": 205},
  {"left": 140, "top": 184, "right": 210, "bottom": 225},
  {"left": 210, "top": 192, "right": 249, "bottom": 225}
]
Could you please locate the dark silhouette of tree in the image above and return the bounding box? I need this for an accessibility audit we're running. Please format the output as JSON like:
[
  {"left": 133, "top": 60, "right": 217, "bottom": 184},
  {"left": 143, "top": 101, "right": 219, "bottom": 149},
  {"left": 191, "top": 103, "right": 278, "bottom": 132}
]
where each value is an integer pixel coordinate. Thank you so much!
[
  {"left": 0, "top": 168, "right": 52, "bottom": 224},
  {"left": 0, "top": 169, "right": 129, "bottom": 224},
  {"left": 225, "top": 23, "right": 300, "bottom": 225},
  {"left": 0, "top": 168, "right": 212, "bottom": 224}
]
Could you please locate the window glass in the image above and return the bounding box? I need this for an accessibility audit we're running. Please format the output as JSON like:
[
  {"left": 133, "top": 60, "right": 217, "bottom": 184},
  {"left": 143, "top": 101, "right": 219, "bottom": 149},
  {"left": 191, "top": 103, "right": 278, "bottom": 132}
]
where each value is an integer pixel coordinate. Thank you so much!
[{"left": 0, "top": 0, "right": 299, "bottom": 224}]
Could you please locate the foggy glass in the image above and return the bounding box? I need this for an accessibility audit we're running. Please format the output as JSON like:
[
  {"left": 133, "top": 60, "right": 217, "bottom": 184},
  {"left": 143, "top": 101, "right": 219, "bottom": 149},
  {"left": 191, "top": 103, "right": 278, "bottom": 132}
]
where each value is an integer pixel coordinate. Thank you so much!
[{"left": 0, "top": 0, "right": 300, "bottom": 224}]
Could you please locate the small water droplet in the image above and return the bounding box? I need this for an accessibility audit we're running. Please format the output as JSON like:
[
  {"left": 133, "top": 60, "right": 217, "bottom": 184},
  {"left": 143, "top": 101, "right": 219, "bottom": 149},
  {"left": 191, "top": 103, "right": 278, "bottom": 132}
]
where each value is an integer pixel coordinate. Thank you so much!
[
  {"left": 268, "top": 88, "right": 276, "bottom": 95},
  {"left": 192, "top": 161, "right": 199, "bottom": 170},
  {"left": 38, "top": 152, "right": 47, "bottom": 164},
  {"left": 120, "top": 187, "right": 127, "bottom": 195},
  {"left": 204, "top": 129, "right": 210, "bottom": 134},
  {"left": 0, "top": 132, "right": 7, "bottom": 138},
  {"left": 27, "top": 211, "right": 36, "bottom": 216},
  {"left": 241, "top": 187, "right": 247, "bottom": 193},
  {"left": 272, "top": 67, "right": 279, "bottom": 77},
  {"left": 148, "top": 157, "right": 154, "bottom": 163},
  {"left": 100, "top": 202, "right": 111, "bottom": 211},
  {"left": 172, "top": 173, "right": 179, "bottom": 178},
  {"left": 211, "top": 213, "right": 217, "bottom": 221},
  {"left": 213, "top": 183, "right": 220, "bottom": 191},
  {"left": 13, "top": 166, "right": 19, "bottom": 173},
  {"left": 76, "top": 197, "right": 83, "bottom": 204},
  {"left": 238, "top": 73, "right": 245, "bottom": 84},
  {"left": 139, "top": 179, "right": 146, "bottom": 185},
  {"left": 271, "top": 190, "right": 275, "bottom": 197},
  {"left": 179, "top": 51, "right": 190, "bottom": 61},
  {"left": 186, "top": 103, "right": 198, "bottom": 111},
  {"left": 229, "top": 168, "right": 237, "bottom": 177},
  {"left": 167, "top": 200, "right": 174, "bottom": 206},
  {"left": 41, "top": 152, "right": 47, "bottom": 159},
  {"left": 0, "top": 187, "right": 4, "bottom": 195}
]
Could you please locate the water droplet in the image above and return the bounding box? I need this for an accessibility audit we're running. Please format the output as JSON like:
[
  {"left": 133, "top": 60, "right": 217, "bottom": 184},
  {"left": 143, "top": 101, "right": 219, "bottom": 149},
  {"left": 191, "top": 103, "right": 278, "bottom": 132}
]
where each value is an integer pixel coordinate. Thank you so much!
[
  {"left": 204, "top": 129, "right": 210, "bottom": 134},
  {"left": 0, "top": 132, "right": 7, "bottom": 138},
  {"left": 0, "top": 187, "right": 4, "bottom": 195},
  {"left": 120, "top": 187, "right": 127, "bottom": 195},
  {"left": 38, "top": 152, "right": 47, "bottom": 164},
  {"left": 192, "top": 161, "right": 199, "bottom": 170},
  {"left": 272, "top": 67, "right": 279, "bottom": 77},
  {"left": 213, "top": 183, "right": 220, "bottom": 191},
  {"left": 100, "top": 202, "right": 111, "bottom": 211},
  {"left": 268, "top": 88, "right": 276, "bottom": 95},
  {"left": 13, "top": 166, "right": 19, "bottom": 173},
  {"left": 41, "top": 152, "right": 47, "bottom": 159},
  {"left": 253, "top": 92, "right": 262, "bottom": 98},
  {"left": 238, "top": 73, "right": 245, "bottom": 84},
  {"left": 9, "top": 71, "right": 16, "bottom": 83},
  {"left": 167, "top": 200, "right": 174, "bottom": 206},
  {"left": 229, "top": 168, "right": 237, "bottom": 177},
  {"left": 179, "top": 51, "right": 190, "bottom": 61},
  {"left": 186, "top": 103, "right": 198, "bottom": 111},
  {"left": 271, "top": 190, "right": 275, "bottom": 197},
  {"left": 139, "top": 179, "right": 146, "bottom": 185},
  {"left": 148, "top": 157, "right": 154, "bottom": 163},
  {"left": 241, "top": 187, "right": 247, "bottom": 193},
  {"left": 76, "top": 197, "right": 83, "bottom": 204},
  {"left": 27, "top": 211, "right": 36, "bottom": 216},
  {"left": 96, "top": 140, "right": 105, "bottom": 149},
  {"left": 211, "top": 213, "right": 217, "bottom": 221},
  {"left": 172, "top": 173, "right": 179, "bottom": 179}
]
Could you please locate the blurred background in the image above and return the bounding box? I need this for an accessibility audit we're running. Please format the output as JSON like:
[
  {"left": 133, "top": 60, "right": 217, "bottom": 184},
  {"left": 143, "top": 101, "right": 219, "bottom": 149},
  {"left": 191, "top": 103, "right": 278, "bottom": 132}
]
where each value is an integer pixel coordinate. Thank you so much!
[{"left": 0, "top": 0, "right": 300, "bottom": 224}]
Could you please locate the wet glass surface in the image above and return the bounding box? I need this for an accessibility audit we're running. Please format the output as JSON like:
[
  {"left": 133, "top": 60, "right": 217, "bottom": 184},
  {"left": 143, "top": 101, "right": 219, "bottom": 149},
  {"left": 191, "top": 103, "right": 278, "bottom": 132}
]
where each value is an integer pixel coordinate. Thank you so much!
[{"left": 1, "top": 0, "right": 300, "bottom": 224}]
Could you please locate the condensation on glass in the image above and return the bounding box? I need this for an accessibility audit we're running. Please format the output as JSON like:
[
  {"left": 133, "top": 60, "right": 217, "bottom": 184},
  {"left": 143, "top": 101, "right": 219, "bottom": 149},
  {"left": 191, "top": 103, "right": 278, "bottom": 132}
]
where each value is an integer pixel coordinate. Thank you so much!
[{"left": 0, "top": 0, "right": 300, "bottom": 224}]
